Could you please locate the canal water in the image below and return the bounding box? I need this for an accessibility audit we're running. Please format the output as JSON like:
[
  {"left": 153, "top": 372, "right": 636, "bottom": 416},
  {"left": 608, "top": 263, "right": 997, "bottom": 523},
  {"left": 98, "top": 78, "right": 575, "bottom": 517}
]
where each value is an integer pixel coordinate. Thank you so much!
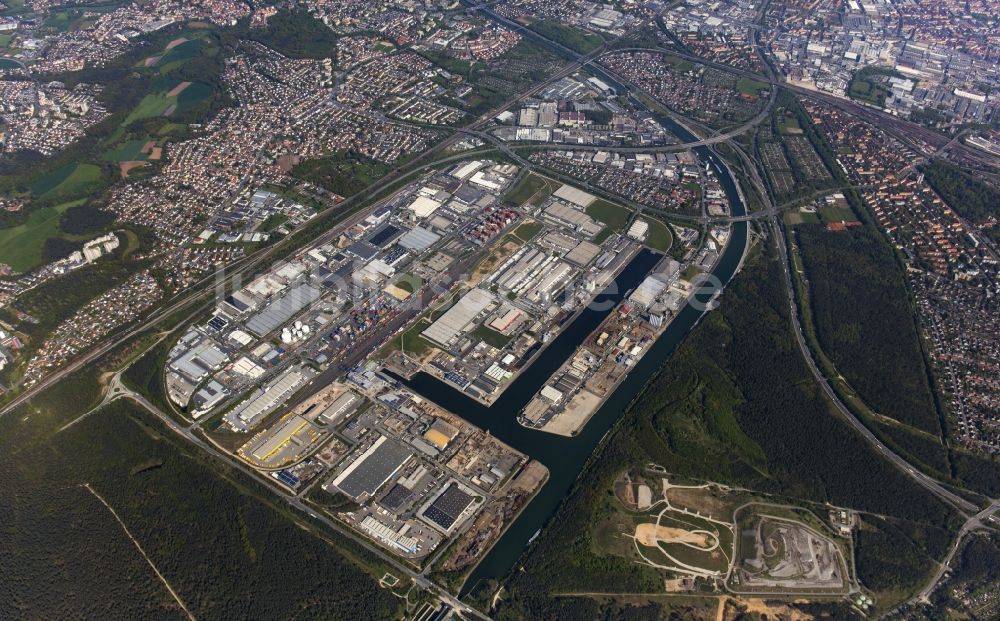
[{"left": 395, "top": 114, "right": 751, "bottom": 597}]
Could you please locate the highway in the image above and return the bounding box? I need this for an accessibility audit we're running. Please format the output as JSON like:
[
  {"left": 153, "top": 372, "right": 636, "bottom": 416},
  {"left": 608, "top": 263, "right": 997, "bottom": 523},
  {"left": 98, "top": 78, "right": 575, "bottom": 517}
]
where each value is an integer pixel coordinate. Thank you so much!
[
  {"left": 544, "top": 7, "right": 990, "bottom": 518},
  {"left": 766, "top": 175, "right": 978, "bottom": 515},
  {"left": 5, "top": 6, "right": 996, "bottom": 614},
  {"left": 0, "top": 4, "right": 631, "bottom": 419},
  {"left": 598, "top": 44, "right": 998, "bottom": 170},
  {"left": 101, "top": 378, "right": 492, "bottom": 621},
  {"left": 379, "top": 0, "right": 992, "bottom": 544}
]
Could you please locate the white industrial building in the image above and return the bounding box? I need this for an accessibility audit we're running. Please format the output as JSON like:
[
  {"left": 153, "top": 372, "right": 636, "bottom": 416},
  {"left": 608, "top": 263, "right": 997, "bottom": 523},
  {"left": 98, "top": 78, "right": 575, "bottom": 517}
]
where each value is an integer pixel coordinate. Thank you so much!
[
  {"left": 224, "top": 366, "right": 314, "bottom": 432},
  {"left": 421, "top": 289, "right": 496, "bottom": 347}
]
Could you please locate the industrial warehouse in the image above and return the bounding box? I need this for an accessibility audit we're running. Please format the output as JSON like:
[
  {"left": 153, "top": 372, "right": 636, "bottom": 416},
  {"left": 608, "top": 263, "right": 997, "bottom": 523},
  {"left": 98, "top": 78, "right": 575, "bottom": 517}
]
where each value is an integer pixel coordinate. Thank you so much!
[
  {"left": 518, "top": 254, "right": 711, "bottom": 436},
  {"left": 149, "top": 155, "right": 722, "bottom": 571},
  {"left": 154, "top": 160, "right": 547, "bottom": 566}
]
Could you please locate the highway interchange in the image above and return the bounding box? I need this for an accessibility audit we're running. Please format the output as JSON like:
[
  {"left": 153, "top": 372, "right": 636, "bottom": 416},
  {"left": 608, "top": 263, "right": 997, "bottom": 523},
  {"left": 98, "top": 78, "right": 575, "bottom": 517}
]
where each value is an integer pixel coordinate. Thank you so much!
[{"left": 3, "top": 2, "right": 998, "bottom": 616}]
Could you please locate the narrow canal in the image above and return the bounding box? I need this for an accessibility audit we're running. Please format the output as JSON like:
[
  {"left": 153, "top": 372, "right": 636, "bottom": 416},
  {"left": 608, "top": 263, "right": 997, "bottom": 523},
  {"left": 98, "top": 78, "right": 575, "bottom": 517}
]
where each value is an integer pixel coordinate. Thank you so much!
[{"left": 395, "top": 117, "right": 751, "bottom": 597}]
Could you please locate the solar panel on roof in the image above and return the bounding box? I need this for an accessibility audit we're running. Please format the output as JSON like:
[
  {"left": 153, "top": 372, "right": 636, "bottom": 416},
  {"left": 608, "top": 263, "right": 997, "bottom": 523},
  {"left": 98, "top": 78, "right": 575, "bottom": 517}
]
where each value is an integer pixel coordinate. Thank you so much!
[
  {"left": 225, "top": 295, "right": 249, "bottom": 311},
  {"left": 367, "top": 224, "right": 402, "bottom": 247},
  {"left": 379, "top": 483, "right": 413, "bottom": 512},
  {"left": 423, "top": 484, "right": 474, "bottom": 530},
  {"left": 346, "top": 241, "right": 378, "bottom": 260},
  {"left": 423, "top": 506, "right": 456, "bottom": 530},
  {"left": 207, "top": 316, "right": 229, "bottom": 331}
]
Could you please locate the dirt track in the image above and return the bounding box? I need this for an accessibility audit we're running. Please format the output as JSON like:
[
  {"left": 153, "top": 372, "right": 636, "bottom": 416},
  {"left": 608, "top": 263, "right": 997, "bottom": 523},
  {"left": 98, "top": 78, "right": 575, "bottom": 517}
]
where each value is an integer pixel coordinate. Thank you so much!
[
  {"left": 634, "top": 523, "right": 713, "bottom": 548},
  {"left": 166, "top": 81, "right": 192, "bottom": 98}
]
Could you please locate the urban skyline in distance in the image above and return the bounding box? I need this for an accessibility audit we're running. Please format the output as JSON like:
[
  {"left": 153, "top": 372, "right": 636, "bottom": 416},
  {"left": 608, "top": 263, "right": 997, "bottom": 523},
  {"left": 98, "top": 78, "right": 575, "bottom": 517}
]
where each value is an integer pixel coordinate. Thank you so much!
[{"left": 0, "top": 0, "right": 998, "bottom": 620}]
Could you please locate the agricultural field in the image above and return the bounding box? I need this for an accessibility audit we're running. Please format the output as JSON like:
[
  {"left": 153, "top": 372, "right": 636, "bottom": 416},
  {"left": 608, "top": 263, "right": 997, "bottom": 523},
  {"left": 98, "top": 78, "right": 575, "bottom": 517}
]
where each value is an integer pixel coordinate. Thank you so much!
[
  {"left": 29, "top": 163, "right": 104, "bottom": 200},
  {"left": 122, "top": 80, "right": 213, "bottom": 126},
  {"left": 0, "top": 200, "right": 82, "bottom": 272}
]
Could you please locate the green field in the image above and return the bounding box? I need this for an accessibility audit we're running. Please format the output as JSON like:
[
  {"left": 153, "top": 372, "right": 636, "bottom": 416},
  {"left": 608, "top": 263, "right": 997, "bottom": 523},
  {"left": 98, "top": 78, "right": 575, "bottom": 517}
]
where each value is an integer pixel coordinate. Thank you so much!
[
  {"left": 157, "top": 122, "right": 188, "bottom": 137},
  {"left": 664, "top": 54, "right": 694, "bottom": 73},
  {"left": 0, "top": 35, "right": 14, "bottom": 47},
  {"left": 777, "top": 115, "right": 801, "bottom": 134},
  {"left": 391, "top": 273, "right": 423, "bottom": 295},
  {"left": 102, "top": 139, "right": 150, "bottom": 162},
  {"left": 638, "top": 216, "right": 672, "bottom": 252},
  {"left": 680, "top": 264, "right": 703, "bottom": 281},
  {"left": 473, "top": 323, "right": 513, "bottom": 349},
  {"left": 818, "top": 206, "right": 858, "bottom": 223},
  {"left": 42, "top": 9, "right": 88, "bottom": 31},
  {"left": 123, "top": 81, "right": 212, "bottom": 126},
  {"left": 156, "top": 38, "right": 205, "bottom": 72},
  {"left": 586, "top": 199, "right": 631, "bottom": 232},
  {"left": 0, "top": 200, "right": 82, "bottom": 272},
  {"left": 387, "top": 319, "right": 433, "bottom": 357},
  {"left": 529, "top": 19, "right": 602, "bottom": 55},
  {"left": 848, "top": 67, "right": 902, "bottom": 108},
  {"left": 503, "top": 173, "right": 558, "bottom": 207},
  {"left": 512, "top": 220, "right": 543, "bottom": 242},
  {"left": 30, "top": 163, "right": 103, "bottom": 199},
  {"left": 0, "top": 57, "right": 19, "bottom": 69},
  {"left": 737, "top": 78, "right": 769, "bottom": 97},
  {"left": 258, "top": 213, "right": 289, "bottom": 233}
]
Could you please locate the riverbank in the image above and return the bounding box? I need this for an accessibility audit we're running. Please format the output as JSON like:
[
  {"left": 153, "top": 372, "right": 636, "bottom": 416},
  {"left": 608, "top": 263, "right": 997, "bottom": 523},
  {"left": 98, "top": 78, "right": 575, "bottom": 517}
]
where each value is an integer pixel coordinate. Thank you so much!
[
  {"left": 522, "top": 247, "right": 730, "bottom": 438},
  {"left": 415, "top": 240, "right": 643, "bottom": 409}
]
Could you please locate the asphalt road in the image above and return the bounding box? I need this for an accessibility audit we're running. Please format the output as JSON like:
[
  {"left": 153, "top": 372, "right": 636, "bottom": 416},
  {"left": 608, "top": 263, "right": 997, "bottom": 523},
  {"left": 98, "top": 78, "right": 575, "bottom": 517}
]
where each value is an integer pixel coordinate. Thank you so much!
[
  {"left": 468, "top": 0, "right": 985, "bottom": 524},
  {"left": 6, "top": 8, "right": 995, "bottom": 615},
  {"left": 107, "top": 382, "right": 491, "bottom": 621},
  {"left": 768, "top": 195, "right": 978, "bottom": 515},
  {"left": 916, "top": 502, "right": 1000, "bottom": 601}
]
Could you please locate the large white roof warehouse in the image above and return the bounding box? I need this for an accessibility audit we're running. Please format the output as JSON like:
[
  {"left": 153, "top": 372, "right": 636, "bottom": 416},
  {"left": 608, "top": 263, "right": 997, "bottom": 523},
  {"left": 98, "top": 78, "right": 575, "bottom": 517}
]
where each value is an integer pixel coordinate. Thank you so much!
[
  {"left": 407, "top": 195, "right": 441, "bottom": 218},
  {"left": 422, "top": 289, "right": 496, "bottom": 347},
  {"left": 553, "top": 184, "right": 597, "bottom": 208},
  {"left": 451, "top": 160, "right": 484, "bottom": 180}
]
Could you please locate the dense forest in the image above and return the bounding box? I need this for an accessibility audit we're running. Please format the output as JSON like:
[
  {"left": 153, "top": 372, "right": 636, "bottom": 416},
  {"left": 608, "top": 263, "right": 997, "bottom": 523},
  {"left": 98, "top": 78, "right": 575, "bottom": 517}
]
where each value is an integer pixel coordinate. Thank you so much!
[
  {"left": 0, "top": 395, "right": 402, "bottom": 620},
  {"left": 59, "top": 203, "right": 117, "bottom": 235},
  {"left": 920, "top": 161, "right": 1000, "bottom": 244},
  {"left": 854, "top": 515, "right": 952, "bottom": 593},
  {"left": 487, "top": 241, "right": 957, "bottom": 619},
  {"left": 247, "top": 9, "right": 338, "bottom": 61},
  {"left": 795, "top": 223, "right": 940, "bottom": 433},
  {"left": 291, "top": 150, "right": 392, "bottom": 198}
]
